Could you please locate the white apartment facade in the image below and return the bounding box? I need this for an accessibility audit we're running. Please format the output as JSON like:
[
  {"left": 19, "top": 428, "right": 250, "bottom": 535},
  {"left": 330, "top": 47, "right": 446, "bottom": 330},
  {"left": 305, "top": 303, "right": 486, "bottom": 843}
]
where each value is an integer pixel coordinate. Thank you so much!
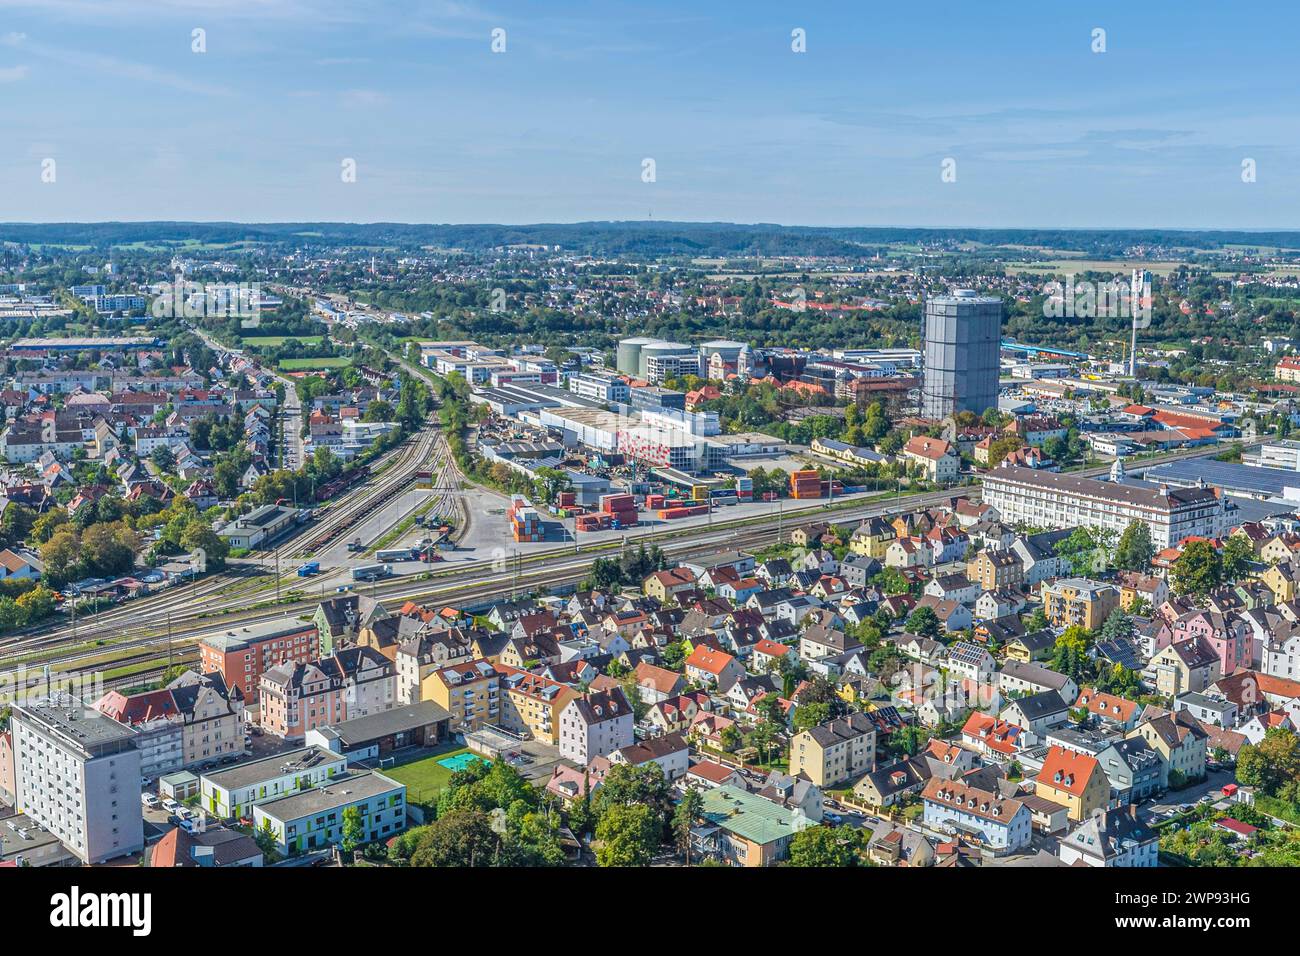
[
  {"left": 11, "top": 700, "right": 144, "bottom": 864},
  {"left": 982, "top": 466, "right": 1226, "bottom": 549}
]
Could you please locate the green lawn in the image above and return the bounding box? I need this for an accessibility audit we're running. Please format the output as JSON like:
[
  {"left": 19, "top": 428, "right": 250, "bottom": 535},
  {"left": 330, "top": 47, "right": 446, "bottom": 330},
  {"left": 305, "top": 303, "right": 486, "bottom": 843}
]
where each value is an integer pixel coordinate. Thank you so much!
[
  {"left": 382, "top": 745, "right": 484, "bottom": 805},
  {"left": 279, "top": 357, "right": 349, "bottom": 370},
  {"left": 242, "top": 335, "right": 325, "bottom": 347}
]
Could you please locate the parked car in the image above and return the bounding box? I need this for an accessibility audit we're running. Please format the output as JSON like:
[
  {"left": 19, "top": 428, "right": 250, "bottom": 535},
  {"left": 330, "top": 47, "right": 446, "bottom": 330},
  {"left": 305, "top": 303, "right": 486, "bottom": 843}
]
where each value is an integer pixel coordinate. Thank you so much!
[
  {"left": 161, "top": 798, "right": 180, "bottom": 813},
  {"left": 141, "top": 793, "right": 160, "bottom": 809},
  {"left": 824, "top": 811, "right": 844, "bottom": 825}
]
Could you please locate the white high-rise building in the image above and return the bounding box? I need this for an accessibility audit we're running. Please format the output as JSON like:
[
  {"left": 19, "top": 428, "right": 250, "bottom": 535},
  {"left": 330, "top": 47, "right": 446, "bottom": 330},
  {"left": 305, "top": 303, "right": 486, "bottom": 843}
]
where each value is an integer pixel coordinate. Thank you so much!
[{"left": 11, "top": 697, "right": 144, "bottom": 864}]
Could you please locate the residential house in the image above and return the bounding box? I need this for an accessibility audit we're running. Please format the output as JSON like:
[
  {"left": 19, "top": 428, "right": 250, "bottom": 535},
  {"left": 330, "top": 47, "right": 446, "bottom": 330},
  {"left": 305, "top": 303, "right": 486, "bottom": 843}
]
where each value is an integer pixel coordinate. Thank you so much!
[
  {"left": 1034, "top": 746, "right": 1110, "bottom": 822},
  {"left": 558, "top": 687, "right": 635, "bottom": 764},
  {"left": 788, "top": 713, "right": 877, "bottom": 787},
  {"left": 922, "top": 778, "right": 1031, "bottom": 852}
]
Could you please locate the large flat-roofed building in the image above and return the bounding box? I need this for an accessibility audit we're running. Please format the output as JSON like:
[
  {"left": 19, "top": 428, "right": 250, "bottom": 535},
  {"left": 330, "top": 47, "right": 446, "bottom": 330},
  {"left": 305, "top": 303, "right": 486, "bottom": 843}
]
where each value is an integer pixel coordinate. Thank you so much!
[
  {"left": 981, "top": 466, "right": 1227, "bottom": 549},
  {"left": 199, "top": 745, "right": 347, "bottom": 819},
  {"left": 11, "top": 698, "right": 144, "bottom": 864},
  {"left": 251, "top": 770, "right": 406, "bottom": 854},
  {"left": 922, "top": 290, "right": 1002, "bottom": 418}
]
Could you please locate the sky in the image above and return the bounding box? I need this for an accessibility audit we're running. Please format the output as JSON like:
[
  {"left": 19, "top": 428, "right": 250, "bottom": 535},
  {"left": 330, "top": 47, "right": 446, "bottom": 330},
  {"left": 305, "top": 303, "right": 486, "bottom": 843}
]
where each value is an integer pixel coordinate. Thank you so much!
[{"left": 1, "top": 0, "right": 1299, "bottom": 229}]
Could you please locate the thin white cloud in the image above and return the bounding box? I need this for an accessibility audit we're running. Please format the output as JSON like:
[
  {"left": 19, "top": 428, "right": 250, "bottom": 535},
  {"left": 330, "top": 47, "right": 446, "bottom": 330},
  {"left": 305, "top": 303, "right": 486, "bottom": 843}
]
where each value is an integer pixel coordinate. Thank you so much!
[
  {"left": 0, "top": 64, "right": 28, "bottom": 81},
  {"left": 8, "top": 35, "right": 231, "bottom": 95}
]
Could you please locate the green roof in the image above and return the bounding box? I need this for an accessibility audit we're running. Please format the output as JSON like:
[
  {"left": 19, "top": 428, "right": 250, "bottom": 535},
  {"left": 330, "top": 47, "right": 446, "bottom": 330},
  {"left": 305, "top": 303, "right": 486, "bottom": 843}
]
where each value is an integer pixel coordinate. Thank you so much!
[{"left": 699, "top": 784, "right": 812, "bottom": 846}]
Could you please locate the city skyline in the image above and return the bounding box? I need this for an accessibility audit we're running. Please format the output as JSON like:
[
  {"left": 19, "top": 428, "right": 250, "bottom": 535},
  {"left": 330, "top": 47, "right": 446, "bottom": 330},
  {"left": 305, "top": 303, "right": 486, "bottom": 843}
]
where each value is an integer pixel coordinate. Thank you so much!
[{"left": 0, "top": 0, "right": 1298, "bottom": 227}]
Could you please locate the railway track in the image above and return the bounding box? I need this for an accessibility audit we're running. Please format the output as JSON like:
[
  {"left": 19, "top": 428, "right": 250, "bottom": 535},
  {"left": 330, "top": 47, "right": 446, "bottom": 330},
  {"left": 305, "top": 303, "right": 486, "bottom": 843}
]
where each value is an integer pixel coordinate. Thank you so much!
[{"left": 0, "top": 485, "right": 970, "bottom": 685}]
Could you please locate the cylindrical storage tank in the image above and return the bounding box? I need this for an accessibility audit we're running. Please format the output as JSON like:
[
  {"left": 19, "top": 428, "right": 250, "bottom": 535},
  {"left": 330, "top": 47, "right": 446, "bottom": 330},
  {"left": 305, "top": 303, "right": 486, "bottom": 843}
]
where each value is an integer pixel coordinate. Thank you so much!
[{"left": 617, "top": 336, "right": 661, "bottom": 377}]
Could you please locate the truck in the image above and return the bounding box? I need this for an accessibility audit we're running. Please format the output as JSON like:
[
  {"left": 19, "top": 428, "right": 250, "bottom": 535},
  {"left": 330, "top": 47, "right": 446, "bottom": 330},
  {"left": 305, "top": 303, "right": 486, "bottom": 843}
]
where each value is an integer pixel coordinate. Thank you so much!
[
  {"left": 375, "top": 547, "right": 415, "bottom": 563},
  {"left": 296, "top": 561, "right": 320, "bottom": 577},
  {"left": 346, "top": 538, "right": 363, "bottom": 552},
  {"left": 352, "top": 563, "right": 393, "bottom": 582}
]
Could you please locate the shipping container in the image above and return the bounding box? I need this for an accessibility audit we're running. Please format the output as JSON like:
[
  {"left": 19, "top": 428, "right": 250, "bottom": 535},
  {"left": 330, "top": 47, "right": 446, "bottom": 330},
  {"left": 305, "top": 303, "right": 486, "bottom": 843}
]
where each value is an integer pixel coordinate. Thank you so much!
[{"left": 657, "top": 505, "right": 709, "bottom": 519}]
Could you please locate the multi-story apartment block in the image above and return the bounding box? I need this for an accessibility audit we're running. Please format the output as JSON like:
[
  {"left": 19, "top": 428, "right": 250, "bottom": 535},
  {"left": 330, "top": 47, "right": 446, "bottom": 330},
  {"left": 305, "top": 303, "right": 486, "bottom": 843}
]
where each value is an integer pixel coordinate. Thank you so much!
[
  {"left": 258, "top": 647, "right": 395, "bottom": 741},
  {"left": 198, "top": 618, "right": 320, "bottom": 704},
  {"left": 558, "top": 687, "right": 635, "bottom": 764},
  {"left": 1041, "top": 578, "right": 1121, "bottom": 631},
  {"left": 967, "top": 548, "right": 1024, "bottom": 591},
  {"left": 495, "top": 664, "right": 577, "bottom": 744},
  {"left": 567, "top": 371, "right": 630, "bottom": 404},
  {"left": 421, "top": 659, "right": 500, "bottom": 733},
  {"left": 922, "top": 778, "right": 1031, "bottom": 852},
  {"left": 982, "top": 466, "right": 1227, "bottom": 549},
  {"left": 394, "top": 630, "right": 474, "bottom": 705},
  {"left": 789, "top": 713, "right": 877, "bottom": 787},
  {"left": 93, "top": 670, "right": 246, "bottom": 777},
  {"left": 11, "top": 698, "right": 144, "bottom": 864},
  {"left": 1034, "top": 746, "right": 1109, "bottom": 822}
]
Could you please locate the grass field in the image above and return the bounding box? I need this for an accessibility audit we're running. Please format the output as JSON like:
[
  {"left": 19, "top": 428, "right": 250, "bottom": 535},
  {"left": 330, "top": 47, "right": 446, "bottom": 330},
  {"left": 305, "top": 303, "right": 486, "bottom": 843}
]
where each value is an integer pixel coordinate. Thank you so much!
[
  {"left": 242, "top": 335, "right": 325, "bottom": 347},
  {"left": 278, "top": 357, "right": 348, "bottom": 370},
  {"left": 382, "top": 745, "right": 484, "bottom": 804}
]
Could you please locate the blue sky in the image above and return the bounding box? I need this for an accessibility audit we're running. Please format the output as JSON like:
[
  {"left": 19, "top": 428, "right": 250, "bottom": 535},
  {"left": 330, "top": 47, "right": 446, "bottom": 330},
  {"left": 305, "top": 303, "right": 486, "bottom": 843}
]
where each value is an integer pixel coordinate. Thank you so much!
[{"left": 1, "top": 0, "right": 1298, "bottom": 228}]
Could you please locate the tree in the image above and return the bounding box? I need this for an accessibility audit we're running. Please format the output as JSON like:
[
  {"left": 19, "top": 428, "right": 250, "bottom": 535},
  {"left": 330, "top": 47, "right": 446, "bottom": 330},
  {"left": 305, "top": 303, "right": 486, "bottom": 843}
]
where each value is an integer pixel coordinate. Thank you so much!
[
  {"left": 39, "top": 528, "right": 82, "bottom": 585},
  {"left": 905, "top": 605, "right": 940, "bottom": 639},
  {"left": 1026, "top": 606, "right": 1049, "bottom": 632},
  {"left": 1236, "top": 728, "right": 1300, "bottom": 797},
  {"left": 341, "top": 805, "right": 365, "bottom": 856},
  {"left": 180, "top": 519, "right": 229, "bottom": 568},
  {"left": 1115, "top": 520, "right": 1154, "bottom": 571},
  {"left": 747, "top": 718, "right": 783, "bottom": 764},
  {"left": 408, "top": 809, "right": 501, "bottom": 866},
  {"left": 1171, "top": 540, "right": 1222, "bottom": 596},
  {"left": 1100, "top": 608, "right": 1135, "bottom": 644},
  {"left": 593, "top": 762, "right": 673, "bottom": 834},
  {"left": 1221, "top": 533, "right": 1255, "bottom": 580},
  {"left": 1055, "top": 527, "right": 1103, "bottom": 576},
  {"left": 595, "top": 803, "right": 660, "bottom": 867},
  {"left": 792, "top": 701, "right": 831, "bottom": 732},
  {"left": 876, "top": 567, "right": 911, "bottom": 596},
  {"left": 150, "top": 445, "right": 176, "bottom": 472},
  {"left": 787, "top": 825, "right": 858, "bottom": 867},
  {"left": 673, "top": 788, "right": 704, "bottom": 865}
]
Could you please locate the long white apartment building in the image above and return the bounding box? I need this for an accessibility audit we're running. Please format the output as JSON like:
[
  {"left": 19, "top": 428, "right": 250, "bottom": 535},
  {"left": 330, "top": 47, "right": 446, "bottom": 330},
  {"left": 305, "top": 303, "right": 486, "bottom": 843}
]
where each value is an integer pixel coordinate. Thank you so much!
[
  {"left": 981, "top": 465, "right": 1227, "bottom": 549},
  {"left": 11, "top": 698, "right": 144, "bottom": 864}
]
